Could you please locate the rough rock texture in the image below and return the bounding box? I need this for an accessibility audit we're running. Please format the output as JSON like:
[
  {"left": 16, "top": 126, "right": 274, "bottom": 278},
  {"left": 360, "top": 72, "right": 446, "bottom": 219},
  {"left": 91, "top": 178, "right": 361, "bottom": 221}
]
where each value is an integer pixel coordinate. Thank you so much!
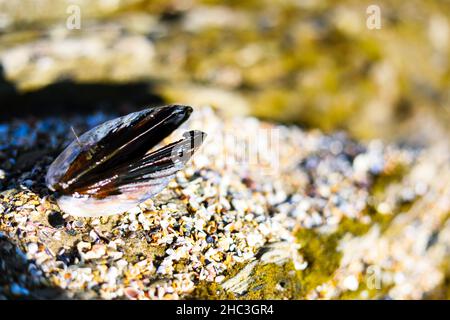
[
  {"left": 0, "top": 107, "right": 449, "bottom": 299},
  {"left": 0, "top": 0, "right": 449, "bottom": 300}
]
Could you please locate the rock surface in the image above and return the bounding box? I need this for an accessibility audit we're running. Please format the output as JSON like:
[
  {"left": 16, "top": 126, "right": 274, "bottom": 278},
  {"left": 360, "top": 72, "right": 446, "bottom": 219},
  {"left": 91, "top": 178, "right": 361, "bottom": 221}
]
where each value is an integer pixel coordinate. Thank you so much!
[
  {"left": 0, "top": 0, "right": 449, "bottom": 300},
  {"left": 0, "top": 107, "right": 449, "bottom": 299}
]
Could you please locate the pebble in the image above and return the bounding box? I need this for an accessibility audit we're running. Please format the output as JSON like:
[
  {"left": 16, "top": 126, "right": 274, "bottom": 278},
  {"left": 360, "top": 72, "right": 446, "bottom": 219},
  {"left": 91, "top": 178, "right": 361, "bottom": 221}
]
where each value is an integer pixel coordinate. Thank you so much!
[
  {"left": 73, "top": 220, "right": 85, "bottom": 228},
  {"left": 10, "top": 283, "right": 30, "bottom": 296},
  {"left": 82, "top": 244, "right": 106, "bottom": 260},
  {"left": 343, "top": 275, "right": 359, "bottom": 291},
  {"left": 27, "top": 242, "right": 39, "bottom": 255}
]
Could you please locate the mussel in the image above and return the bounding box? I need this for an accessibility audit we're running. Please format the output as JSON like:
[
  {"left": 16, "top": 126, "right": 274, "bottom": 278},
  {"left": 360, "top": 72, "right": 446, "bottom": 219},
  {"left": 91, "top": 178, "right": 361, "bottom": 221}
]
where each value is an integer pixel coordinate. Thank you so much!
[{"left": 46, "top": 105, "right": 206, "bottom": 217}]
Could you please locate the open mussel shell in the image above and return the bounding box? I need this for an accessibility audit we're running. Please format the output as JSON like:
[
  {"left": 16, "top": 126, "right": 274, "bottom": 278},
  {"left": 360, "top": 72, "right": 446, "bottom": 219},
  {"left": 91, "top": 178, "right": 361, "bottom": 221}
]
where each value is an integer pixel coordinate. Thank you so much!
[{"left": 46, "top": 105, "right": 206, "bottom": 217}]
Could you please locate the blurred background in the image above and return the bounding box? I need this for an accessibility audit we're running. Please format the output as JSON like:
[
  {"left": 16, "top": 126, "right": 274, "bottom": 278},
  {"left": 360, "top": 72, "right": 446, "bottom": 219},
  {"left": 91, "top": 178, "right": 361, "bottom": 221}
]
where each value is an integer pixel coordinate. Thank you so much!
[
  {"left": 0, "top": 0, "right": 449, "bottom": 143},
  {"left": 0, "top": 1, "right": 449, "bottom": 300}
]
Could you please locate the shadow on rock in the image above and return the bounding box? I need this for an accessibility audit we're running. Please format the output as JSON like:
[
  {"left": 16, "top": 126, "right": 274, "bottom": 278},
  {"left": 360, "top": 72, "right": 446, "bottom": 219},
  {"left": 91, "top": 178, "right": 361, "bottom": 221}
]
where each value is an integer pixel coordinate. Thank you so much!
[
  {"left": 0, "top": 64, "right": 164, "bottom": 121},
  {"left": 0, "top": 235, "right": 68, "bottom": 299}
]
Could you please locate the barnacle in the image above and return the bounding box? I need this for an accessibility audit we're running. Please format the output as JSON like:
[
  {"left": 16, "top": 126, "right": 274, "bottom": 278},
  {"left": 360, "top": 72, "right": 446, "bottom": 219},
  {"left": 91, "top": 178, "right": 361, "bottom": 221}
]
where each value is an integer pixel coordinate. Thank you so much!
[{"left": 46, "top": 105, "right": 206, "bottom": 217}]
